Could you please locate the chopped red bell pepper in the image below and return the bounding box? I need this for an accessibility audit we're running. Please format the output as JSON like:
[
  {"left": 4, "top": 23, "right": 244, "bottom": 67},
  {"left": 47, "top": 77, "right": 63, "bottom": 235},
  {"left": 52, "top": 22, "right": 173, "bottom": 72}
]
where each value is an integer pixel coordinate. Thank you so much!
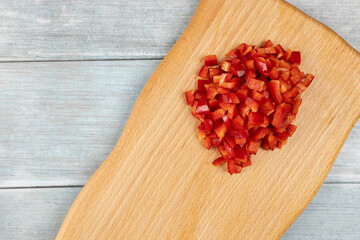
[
  {"left": 204, "top": 55, "right": 218, "bottom": 66},
  {"left": 185, "top": 40, "right": 314, "bottom": 174}
]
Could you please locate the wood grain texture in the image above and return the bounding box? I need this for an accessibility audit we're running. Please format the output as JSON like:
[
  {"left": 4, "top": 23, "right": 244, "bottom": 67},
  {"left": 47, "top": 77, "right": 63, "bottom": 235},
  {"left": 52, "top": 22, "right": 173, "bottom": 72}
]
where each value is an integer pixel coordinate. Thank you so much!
[
  {"left": 0, "top": 0, "right": 358, "bottom": 61},
  {"left": 1, "top": 184, "right": 359, "bottom": 240},
  {"left": 0, "top": 60, "right": 358, "bottom": 188},
  {"left": 55, "top": 0, "right": 360, "bottom": 239}
]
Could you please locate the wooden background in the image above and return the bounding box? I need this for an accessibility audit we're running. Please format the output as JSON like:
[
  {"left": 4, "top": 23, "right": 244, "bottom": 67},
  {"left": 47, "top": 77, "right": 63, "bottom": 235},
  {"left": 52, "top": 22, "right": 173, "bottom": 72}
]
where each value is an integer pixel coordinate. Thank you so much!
[{"left": 0, "top": 0, "right": 359, "bottom": 239}]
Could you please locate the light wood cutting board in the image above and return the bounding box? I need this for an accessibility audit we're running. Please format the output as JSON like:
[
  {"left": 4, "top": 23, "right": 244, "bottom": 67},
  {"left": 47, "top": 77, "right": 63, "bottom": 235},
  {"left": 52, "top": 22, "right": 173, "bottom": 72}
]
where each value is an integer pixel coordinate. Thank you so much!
[{"left": 56, "top": 0, "right": 360, "bottom": 239}]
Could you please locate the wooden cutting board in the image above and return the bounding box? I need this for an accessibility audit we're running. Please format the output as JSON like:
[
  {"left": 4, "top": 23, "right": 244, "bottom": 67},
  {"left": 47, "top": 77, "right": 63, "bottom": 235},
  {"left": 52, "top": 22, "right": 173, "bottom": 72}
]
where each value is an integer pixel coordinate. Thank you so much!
[{"left": 56, "top": 0, "right": 360, "bottom": 239}]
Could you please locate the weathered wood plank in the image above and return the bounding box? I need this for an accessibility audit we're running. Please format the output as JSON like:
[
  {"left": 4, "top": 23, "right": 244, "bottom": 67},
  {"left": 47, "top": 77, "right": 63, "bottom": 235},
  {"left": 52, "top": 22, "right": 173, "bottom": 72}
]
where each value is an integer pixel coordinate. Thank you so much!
[
  {"left": 1, "top": 184, "right": 359, "bottom": 240},
  {"left": 0, "top": 60, "right": 359, "bottom": 187},
  {"left": 0, "top": 0, "right": 358, "bottom": 61}
]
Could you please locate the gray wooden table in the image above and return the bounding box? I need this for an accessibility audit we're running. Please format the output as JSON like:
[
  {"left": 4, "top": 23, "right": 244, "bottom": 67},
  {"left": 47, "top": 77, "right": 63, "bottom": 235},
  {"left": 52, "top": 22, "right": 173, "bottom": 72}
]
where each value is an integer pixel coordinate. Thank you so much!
[{"left": 0, "top": 1, "right": 359, "bottom": 239}]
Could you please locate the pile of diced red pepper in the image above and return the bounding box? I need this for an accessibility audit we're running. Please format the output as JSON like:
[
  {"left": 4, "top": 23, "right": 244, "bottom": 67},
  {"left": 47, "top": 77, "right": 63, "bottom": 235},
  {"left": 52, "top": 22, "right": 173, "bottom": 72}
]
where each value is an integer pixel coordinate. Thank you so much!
[{"left": 185, "top": 40, "right": 314, "bottom": 175}]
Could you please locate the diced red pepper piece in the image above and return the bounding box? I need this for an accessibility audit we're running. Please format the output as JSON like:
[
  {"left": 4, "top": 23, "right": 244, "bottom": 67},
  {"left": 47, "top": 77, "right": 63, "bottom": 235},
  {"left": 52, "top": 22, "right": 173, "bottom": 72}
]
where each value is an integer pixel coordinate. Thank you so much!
[
  {"left": 285, "top": 124, "right": 297, "bottom": 137},
  {"left": 269, "top": 67, "right": 279, "bottom": 80},
  {"left": 218, "top": 144, "right": 227, "bottom": 158},
  {"left": 209, "top": 68, "right": 220, "bottom": 78},
  {"left": 274, "top": 44, "right": 285, "bottom": 59},
  {"left": 224, "top": 142, "right": 235, "bottom": 158},
  {"left": 252, "top": 127, "right": 271, "bottom": 140},
  {"left": 235, "top": 137, "right": 247, "bottom": 147},
  {"left": 211, "top": 109, "right": 225, "bottom": 121},
  {"left": 236, "top": 89, "right": 249, "bottom": 100},
  {"left": 226, "top": 49, "right": 241, "bottom": 60},
  {"left": 283, "top": 49, "right": 292, "bottom": 61},
  {"left": 289, "top": 51, "right": 301, "bottom": 64},
  {"left": 198, "top": 128, "right": 206, "bottom": 140},
  {"left": 292, "top": 97, "right": 302, "bottom": 114},
  {"left": 204, "top": 55, "right": 218, "bottom": 66},
  {"left": 208, "top": 99, "right": 218, "bottom": 108},
  {"left": 225, "top": 135, "right": 236, "bottom": 148},
  {"left": 238, "top": 102, "right": 251, "bottom": 118},
  {"left": 242, "top": 160, "right": 252, "bottom": 168},
  {"left": 245, "top": 97, "right": 259, "bottom": 112},
  {"left": 222, "top": 115, "right": 232, "bottom": 130},
  {"left": 228, "top": 128, "right": 249, "bottom": 138},
  {"left": 206, "top": 87, "right": 217, "bottom": 100},
  {"left": 272, "top": 103, "right": 292, "bottom": 129},
  {"left": 198, "top": 64, "right": 209, "bottom": 79},
  {"left": 269, "top": 80, "right": 283, "bottom": 105},
  {"left": 259, "top": 99, "right": 275, "bottom": 116},
  {"left": 204, "top": 118, "right": 214, "bottom": 131},
  {"left": 230, "top": 63, "right": 246, "bottom": 77},
  {"left": 222, "top": 92, "right": 240, "bottom": 104},
  {"left": 212, "top": 157, "right": 227, "bottom": 167},
  {"left": 185, "top": 90, "right": 196, "bottom": 106},
  {"left": 227, "top": 104, "right": 238, "bottom": 120},
  {"left": 198, "top": 79, "right": 212, "bottom": 93},
  {"left": 214, "top": 121, "right": 228, "bottom": 139},
  {"left": 245, "top": 78, "right": 265, "bottom": 92},
  {"left": 244, "top": 69, "right": 257, "bottom": 81},
  {"left": 232, "top": 115, "right": 245, "bottom": 130},
  {"left": 195, "top": 99, "right": 210, "bottom": 115},
  {"left": 257, "top": 47, "right": 277, "bottom": 55},
  {"left": 254, "top": 58, "right": 269, "bottom": 77},
  {"left": 303, "top": 74, "right": 315, "bottom": 87},
  {"left": 248, "top": 112, "right": 265, "bottom": 128},
  {"left": 251, "top": 91, "right": 263, "bottom": 102},
  {"left": 246, "top": 139, "right": 260, "bottom": 155},
  {"left": 228, "top": 158, "right": 243, "bottom": 175},
  {"left": 212, "top": 138, "right": 223, "bottom": 147},
  {"left": 221, "top": 60, "right": 231, "bottom": 72},
  {"left": 195, "top": 92, "right": 205, "bottom": 100},
  {"left": 234, "top": 147, "right": 249, "bottom": 162},
  {"left": 267, "top": 134, "right": 277, "bottom": 150},
  {"left": 263, "top": 39, "right": 274, "bottom": 48},
  {"left": 204, "top": 137, "right": 212, "bottom": 149}
]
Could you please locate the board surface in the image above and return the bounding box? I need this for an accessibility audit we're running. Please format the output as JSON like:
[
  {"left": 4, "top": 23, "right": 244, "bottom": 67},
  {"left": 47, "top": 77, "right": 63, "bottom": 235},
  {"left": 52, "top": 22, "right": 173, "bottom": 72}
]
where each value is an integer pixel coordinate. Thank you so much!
[{"left": 56, "top": 0, "right": 360, "bottom": 239}]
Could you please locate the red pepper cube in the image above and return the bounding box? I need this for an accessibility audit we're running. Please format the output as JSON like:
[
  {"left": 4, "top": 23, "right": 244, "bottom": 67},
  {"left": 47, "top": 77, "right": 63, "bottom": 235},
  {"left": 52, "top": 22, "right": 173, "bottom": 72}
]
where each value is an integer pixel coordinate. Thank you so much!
[
  {"left": 245, "top": 60, "right": 256, "bottom": 70},
  {"left": 286, "top": 124, "right": 297, "bottom": 137},
  {"left": 228, "top": 158, "right": 243, "bottom": 175},
  {"left": 242, "top": 160, "right": 252, "bottom": 168},
  {"left": 244, "top": 69, "right": 257, "bottom": 81},
  {"left": 252, "top": 127, "right": 271, "bottom": 140},
  {"left": 221, "top": 60, "right": 231, "bottom": 72},
  {"left": 225, "top": 135, "right": 236, "bottom": 148},
  {"left": 283, "top": 49, "right": 292, "bottom": 61},
  {"left": 204, "top": 119, "right": 214, "bottom": 131},
  {"left": 185, "top": 90, "right": 196, "bottom": 106},
  {"left": 212, "top": 157, "right": 227, "bottom": 167},
  {"left": 238, "top": 102, "right": 251, "bottom": 118},
  {"left": 198, "top": 128, "right": 206, "bottom": 140},
  {"left": 198, "top": 64, "right": 209, "bottom": 79},
  {"left": 235, "top": 137, "right": 247, "bottom": 148},
  {"left": 292, "top": 97, "right": 302, "bottom": 114},
  {"left": 268, "top": 80, "right": 283, "bottom": 105},
  {"left": 204, "top": 137, "right": 212, "bottom": 149},
  {"left": 226, "top": 49, "right": 241, "bottom": 59},
  {"left": 254, "top": 58, "right": 269, "bottom": 77},
  {"left": 263, "top": 39, "right": 274, "bottom": 48},
  {"left": 209, "top": 68, "right": 220, "bottom": 79},
  {"left": 230, "top": 63, "right": 246, "bottom": 77},
  {"left": 228, "top": 128, "right": 249, "bottom": 138},
  {"left": 248, "top": 112, "right": 265, "bottom": 129},
  {"left": 227, "top": 104, "right": 238, "bottom": 120},
  {"left": 266, "top": 134, "right": 277, "bottom": 151},
  {"left": 222, "top": 92, "right": 240, "bottom": 104},
  {"left": 289, "top": 51, "right": 301, "bottom": 65},
  {"left": 234, "top": 147, "right": 249, "bottom": 162},
  {"left": 195, "top": 99, "right": 210, "bottom": 115},
  {"left": 197, "top": 79, "right": 212, "bottom": 93},
  {"left": 303, "top": 74, "right": 315, "bottom": 87},
  {"left": 204, "top": 55, "right": 218, "bottom": 66},
  {"left": 236, "top": 89, "right": 249, "bottom": 100},
  {"left": 274, "top": 44, "right": 285, "bottom": 58},
  {"left": 212, "top": 138, "right": 223, "bottom": 147},
  {"left": 217, "top": 87, "right": 230, "bottom": 94},
  {"left": 245, "top": 78, "right": 265, "bottom": 92},
  {"left": 211, "top": 109, "right": 226, "bottom": 121},
  {"left": 245, "top": 97, "right": 259, "bottom": 112},
  {"left": 269, "top": 67, "right": 279, "bottom": 80},
  {"left": 246, "top": 139, "right": 260, "bottom": 155},
  {"left": 206, "top": 87, "right": 218, "bottom": 100},
  {"left": 218, "top": 144, "right": 228, "bottom": 158},
  {"left": 222, "top": 115, "right": 232, "bottom": 130},
  {"left": 272, "top": 103, "right": 292, "bottom": 129},
  {"left": 232, "top": 115, "right": 245, "bottom": 130},
  {"left": 208, "top": 99, "right": 218, "bottom": 108},
  {"left": 224, "top": 142, "right": 235, "bottom": 158},
  {"left": 214, "top": 121, "right": 228, "bottom": 139}
]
